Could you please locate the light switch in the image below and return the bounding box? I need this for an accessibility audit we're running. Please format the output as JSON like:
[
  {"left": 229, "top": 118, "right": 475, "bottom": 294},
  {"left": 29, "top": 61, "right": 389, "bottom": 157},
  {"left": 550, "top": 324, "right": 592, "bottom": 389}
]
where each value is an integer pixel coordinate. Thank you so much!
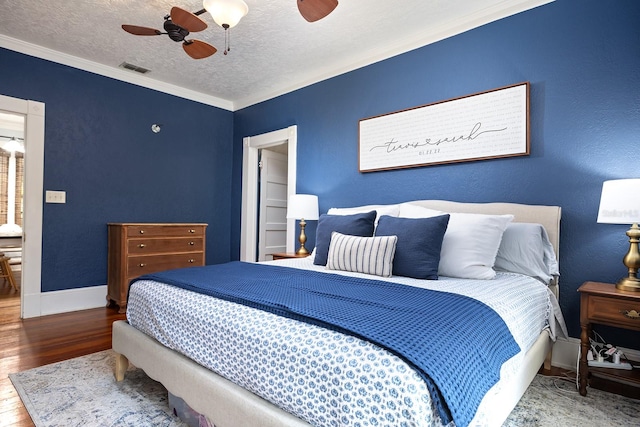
[{"left": 45, "top": 190, "right": 66, "bottom": 204}]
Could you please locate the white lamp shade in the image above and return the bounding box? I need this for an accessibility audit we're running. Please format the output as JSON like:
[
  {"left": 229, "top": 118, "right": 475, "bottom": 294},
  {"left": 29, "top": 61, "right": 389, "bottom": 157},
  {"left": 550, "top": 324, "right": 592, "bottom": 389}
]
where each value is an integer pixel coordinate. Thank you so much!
[
  {"left": 202, "top": 0, "right": 248, "bottom": 28},
  {"left": 597, "top": 179, "right": 640, "bottom": 224},
  {"left": 287, "top": 194, "right": 319, "bottom": 220}
]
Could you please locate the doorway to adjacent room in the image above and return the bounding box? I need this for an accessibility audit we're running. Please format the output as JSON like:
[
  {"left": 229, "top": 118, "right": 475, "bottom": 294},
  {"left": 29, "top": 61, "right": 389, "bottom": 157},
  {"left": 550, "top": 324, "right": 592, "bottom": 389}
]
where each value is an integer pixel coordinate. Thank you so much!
[
  {"left": 0, "top": 94, "right": 45, "bottom": 319},
  {"left": 240, "top": 125, "right": 297, "bottom": 262},
  {"left": 0, "top": 111, "right": 24, "bottom": 300}
]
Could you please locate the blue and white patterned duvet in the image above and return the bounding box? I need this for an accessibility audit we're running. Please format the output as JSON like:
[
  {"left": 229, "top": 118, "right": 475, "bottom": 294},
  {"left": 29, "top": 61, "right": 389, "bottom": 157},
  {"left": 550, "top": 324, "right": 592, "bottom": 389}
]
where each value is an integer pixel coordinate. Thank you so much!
[{"left": 126, "top": 258, "right": 556, "bottom": 427}]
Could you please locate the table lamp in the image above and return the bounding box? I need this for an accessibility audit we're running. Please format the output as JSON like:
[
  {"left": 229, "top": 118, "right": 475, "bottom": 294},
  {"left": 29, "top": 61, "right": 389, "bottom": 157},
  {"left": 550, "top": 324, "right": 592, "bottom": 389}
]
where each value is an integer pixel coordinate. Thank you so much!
[
  {"left": 597, "top": 179, "right": 640, "bottom": 291},
  {"left": 286, "top": 194, "right": 319, "bottom": 256}
]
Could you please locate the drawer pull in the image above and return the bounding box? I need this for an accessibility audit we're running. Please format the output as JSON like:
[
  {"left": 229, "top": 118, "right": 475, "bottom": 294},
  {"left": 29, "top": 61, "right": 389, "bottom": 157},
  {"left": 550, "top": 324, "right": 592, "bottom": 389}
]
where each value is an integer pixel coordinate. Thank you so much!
[
  {"left": 139, "top": 230, "right": 145, "bottom": 234},
  {"left": 188, "top": 259, "right": 195, "bottom": 263},
  {"left": 138, "top": 263, "right": 146, "bottom": 267},
  {"left": 138, "top": 244, "right": 146, "bottom": 248},
  {"left": 622, "top": 310, "right": 640, "bottom": 319},
  {"left": 189, "top": 241, "right": 195, "bottom": 246},
  {"left": 189, "top": 229, "right": 195, "bottom": 234}
]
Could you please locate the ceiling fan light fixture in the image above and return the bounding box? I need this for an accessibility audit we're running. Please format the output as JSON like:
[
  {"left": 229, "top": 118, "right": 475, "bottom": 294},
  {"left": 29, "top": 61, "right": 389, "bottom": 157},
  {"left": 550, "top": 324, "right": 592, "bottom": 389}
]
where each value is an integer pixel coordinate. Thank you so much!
[
  {"left": 2, "top": 137, "right": 25, "bottom": 153},
  {"left": 202, "top": 0, "right": 248, "bottom": 29}
]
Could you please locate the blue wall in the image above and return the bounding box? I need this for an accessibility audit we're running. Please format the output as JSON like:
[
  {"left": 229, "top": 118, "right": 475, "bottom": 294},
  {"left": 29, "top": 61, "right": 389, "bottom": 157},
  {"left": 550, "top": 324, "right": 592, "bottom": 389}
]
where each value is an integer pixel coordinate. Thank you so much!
[
  {"left": 1, "top": 0, "right": 638, "bottom": 346},
  {"left": 0, "top": 49, "right": 234, "bottom": 293},
  {"left": 233, "top": 0, "right": 640, "bottom": 344}
]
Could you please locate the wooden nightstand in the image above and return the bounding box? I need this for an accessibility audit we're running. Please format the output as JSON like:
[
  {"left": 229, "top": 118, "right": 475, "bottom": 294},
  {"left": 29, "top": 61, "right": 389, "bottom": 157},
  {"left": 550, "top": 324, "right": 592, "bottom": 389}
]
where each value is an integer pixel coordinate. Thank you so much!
[
  {"left": 271, "top": 252, "right": 310, "bottom": 260},
  {"left": 578, "top": 281, "right": 640, "bottom": 396}
]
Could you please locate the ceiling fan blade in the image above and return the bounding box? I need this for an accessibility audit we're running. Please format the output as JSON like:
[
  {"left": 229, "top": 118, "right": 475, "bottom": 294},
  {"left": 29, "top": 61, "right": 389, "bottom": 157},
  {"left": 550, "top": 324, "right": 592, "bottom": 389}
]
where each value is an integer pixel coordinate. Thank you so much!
[
  {"left": 171, "top": 6, "right": 208, "bottom": 32},
  {"left": 183, "top": 40, "right": 217, "bottom": 59},
  {"left": 122, "top": 25, "right": 162, "bottom": 36},
  {"left": 297, "top": 0, "right": 338, "bottom": 22}
]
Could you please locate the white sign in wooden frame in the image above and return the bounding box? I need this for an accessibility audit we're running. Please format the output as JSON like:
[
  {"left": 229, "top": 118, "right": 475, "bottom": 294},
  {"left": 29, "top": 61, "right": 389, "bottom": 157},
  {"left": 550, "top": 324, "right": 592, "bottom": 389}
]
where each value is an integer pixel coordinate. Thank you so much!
[{"left": 358, "top": 82, "right": 530, "bottom": 172}]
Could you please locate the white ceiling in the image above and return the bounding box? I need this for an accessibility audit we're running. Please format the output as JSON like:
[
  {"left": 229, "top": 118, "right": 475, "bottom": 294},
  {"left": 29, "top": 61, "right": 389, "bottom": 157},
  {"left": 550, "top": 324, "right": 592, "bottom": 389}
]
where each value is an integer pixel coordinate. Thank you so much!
[{"left": 0, "top": 0, "right": 551, "bottom": 111}]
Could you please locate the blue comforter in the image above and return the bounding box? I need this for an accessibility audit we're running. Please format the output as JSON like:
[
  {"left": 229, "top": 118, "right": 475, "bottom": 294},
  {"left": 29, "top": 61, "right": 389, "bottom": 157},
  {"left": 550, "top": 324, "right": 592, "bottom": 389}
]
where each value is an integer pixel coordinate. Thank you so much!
[{"left": 135, "top": 261, "right": 520, "bottom": 426}]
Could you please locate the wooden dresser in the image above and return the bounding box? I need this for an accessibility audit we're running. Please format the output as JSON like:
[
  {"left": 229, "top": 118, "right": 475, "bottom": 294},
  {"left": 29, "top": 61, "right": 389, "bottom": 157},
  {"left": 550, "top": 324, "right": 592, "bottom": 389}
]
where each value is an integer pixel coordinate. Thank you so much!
[{"left": 107, "top": 223, "right": 207, "bottom": 313}]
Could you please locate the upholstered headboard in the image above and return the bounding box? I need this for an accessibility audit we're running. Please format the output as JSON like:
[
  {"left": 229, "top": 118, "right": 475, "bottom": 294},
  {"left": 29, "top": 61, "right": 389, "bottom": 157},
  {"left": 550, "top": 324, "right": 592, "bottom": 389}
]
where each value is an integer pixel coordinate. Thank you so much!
[{"left": 406, "top": 200, "right": 561, "bottom": 261}]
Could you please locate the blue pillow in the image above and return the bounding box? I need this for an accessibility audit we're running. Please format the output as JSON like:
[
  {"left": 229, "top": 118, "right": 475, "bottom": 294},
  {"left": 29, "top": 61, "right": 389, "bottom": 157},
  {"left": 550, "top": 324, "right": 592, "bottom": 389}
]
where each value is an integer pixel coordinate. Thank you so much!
[
  {"left": 375, "top": 214, "right": 450, "bottom": 279},
  {"left": 313, "top": 211, "right": 377, "bottom": 266}
]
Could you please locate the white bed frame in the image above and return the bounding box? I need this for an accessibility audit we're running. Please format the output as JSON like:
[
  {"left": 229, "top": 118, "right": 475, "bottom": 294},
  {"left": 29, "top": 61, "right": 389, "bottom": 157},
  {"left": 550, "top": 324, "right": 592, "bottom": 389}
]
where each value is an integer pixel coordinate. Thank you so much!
[{"left": 113, "top": 200, "right": 561, "bottom": 427}]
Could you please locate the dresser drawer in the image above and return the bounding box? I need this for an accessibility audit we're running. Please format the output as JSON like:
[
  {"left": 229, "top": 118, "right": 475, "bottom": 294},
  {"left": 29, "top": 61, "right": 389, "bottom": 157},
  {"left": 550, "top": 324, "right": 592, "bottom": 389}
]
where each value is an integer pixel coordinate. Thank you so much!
[
  {"left": 127, "top": 253, "right": 204, "bottom": 277},
  {"left": 125, "top": 224, "right": 205, "bottom": 238},
  {"left": 127, "top": 237, "right": 204, "bottom": 255},
  {"left": 587, "top": 295, "right": 640, "bottom": 330}
]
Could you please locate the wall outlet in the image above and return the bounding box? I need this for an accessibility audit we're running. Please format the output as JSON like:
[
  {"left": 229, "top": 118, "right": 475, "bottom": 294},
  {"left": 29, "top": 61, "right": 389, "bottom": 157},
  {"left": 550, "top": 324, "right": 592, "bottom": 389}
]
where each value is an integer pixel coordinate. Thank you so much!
[{"left": 45, "top": 190, "right": 66, "bottom": 204}]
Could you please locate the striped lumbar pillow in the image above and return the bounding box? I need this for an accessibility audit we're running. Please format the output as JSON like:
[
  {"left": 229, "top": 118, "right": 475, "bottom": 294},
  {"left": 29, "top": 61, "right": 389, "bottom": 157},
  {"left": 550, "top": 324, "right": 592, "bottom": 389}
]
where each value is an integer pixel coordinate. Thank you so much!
[{"left": 326, "top": 232, "right": 397, "bottom": 277}]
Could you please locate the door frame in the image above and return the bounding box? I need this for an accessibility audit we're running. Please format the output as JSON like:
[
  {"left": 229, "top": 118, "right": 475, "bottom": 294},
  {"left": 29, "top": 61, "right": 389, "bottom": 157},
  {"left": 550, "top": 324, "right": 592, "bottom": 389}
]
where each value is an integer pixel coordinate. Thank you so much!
[
  {"left": 240, "top": 125, "right": 297, "bottom": 262},
  {"left": 0, "top": 94, "right": 45, "bottom": 318}
]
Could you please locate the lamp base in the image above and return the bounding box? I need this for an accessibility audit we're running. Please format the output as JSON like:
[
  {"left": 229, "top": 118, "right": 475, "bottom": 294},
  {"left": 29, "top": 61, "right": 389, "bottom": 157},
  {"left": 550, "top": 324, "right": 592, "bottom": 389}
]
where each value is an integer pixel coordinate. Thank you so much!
[
  {"left": 616, "top": 223, "right": 640, "bottom": 292},
  {"left": 616, "top": 277, "right": 640, "bottom": 292},
  {"left": 295, "top": 247, "right": 310, "bottom": 256},
  {"left": 295, "top": 218, "right": 309, "bottom": 256}
]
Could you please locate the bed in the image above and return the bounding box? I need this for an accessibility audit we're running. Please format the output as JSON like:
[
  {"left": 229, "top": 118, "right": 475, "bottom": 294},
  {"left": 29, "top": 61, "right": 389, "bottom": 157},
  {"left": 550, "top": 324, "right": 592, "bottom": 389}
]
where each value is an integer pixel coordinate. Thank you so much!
[{"left": 112, "top": 199, "right": 567, "bottom": 427}]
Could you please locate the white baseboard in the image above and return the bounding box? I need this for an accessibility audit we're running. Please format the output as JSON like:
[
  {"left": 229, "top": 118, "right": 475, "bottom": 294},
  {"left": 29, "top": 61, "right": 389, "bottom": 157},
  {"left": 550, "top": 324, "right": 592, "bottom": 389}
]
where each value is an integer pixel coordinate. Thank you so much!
[
  {"left": 22, "top": 285, "right": 108, "bottom": 318},
  {"left": 551, "top": 336, "right": 640, "bottom": 371}
]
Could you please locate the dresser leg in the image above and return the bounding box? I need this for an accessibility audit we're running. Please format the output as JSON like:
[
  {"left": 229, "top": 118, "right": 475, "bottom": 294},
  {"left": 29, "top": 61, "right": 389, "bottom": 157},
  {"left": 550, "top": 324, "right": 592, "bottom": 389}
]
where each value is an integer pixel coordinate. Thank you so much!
[
  {"left": 579, "top": 322, "right": 591, "bottom": 396},
  {"left": 106, "top": 296, "right": 115, "bottom": 309}
]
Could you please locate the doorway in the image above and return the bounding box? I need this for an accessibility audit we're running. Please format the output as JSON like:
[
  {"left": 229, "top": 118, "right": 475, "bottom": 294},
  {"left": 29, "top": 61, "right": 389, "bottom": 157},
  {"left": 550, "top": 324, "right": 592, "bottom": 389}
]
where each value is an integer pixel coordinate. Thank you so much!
[
  {"left": 240, "top": 125, "right": 297, "bottom": 262},
  {"left": 0, "top": 94, "right": 45, "bottom": 318},
  {"left": 0, "top": 111, "right": 25, "bottom": 296}
]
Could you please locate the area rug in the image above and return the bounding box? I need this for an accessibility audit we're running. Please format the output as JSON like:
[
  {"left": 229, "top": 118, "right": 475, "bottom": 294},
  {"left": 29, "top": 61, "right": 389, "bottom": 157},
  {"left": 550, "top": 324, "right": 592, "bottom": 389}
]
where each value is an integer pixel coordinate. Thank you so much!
[
  {"left": 9, "top": 350, "right": 186, "bottom": 426},
  {"left": 9, "top": 350, "right": 640, "bottom": 427},
  {"left": 502, "top": 374, "right": 640, "bottom": 426}
]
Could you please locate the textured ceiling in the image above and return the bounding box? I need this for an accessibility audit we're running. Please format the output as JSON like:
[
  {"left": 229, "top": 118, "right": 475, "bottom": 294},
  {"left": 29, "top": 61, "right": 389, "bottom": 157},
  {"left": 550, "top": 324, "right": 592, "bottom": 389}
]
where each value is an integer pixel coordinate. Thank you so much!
[{"left": 0, "top": 0, "right": 552, "bottom": 110}]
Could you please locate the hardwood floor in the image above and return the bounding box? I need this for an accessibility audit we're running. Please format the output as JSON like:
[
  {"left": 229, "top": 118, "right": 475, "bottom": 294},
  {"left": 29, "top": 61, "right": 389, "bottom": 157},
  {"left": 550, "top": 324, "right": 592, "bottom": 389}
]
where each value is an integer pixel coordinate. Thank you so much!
[{"left": 0, "top": 283, "right": 125, "bottom": 427}]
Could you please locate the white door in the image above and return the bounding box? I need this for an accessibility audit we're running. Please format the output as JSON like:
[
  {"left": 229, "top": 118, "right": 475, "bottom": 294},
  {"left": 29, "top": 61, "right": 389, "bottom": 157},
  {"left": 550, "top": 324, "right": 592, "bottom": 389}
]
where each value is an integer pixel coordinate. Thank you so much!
[{"left": 258, "top": 149, "right": 288, "bottom": 261}]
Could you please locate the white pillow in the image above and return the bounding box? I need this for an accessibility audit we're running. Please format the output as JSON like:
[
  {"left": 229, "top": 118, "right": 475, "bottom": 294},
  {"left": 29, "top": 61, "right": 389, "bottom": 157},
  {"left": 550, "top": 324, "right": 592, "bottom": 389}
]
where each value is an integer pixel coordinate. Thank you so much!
[
  {"left": 326, "top": 232, "right": 397, "bottom": 277},
  {"left": 494, "top": 222, "right": 559, "bottom": 284},
  {"left": 399, "top": 203, "right": 513, "bottom": 279},
  {"left": 328, "top": 204, "right": 400, "bottom": 226}
]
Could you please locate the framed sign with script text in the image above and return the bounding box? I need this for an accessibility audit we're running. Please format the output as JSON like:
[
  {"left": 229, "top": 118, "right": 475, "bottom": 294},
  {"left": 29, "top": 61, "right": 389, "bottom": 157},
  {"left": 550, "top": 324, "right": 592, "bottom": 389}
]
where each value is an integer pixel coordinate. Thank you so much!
[{"left": 358, "top": 82, "right": 529, "bottom": 172}]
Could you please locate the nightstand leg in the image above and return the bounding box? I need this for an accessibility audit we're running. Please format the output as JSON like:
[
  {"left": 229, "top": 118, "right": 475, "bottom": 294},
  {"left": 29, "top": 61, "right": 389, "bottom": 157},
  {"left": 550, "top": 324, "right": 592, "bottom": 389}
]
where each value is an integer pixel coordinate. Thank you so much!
[{"left": 579, "top": 322, "right": 591, "bottom": 396}]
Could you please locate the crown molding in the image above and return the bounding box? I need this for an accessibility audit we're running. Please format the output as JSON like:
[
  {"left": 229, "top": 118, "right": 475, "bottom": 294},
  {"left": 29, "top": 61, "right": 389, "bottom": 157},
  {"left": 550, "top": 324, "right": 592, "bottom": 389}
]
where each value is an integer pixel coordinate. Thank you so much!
[
  {"left": 1, "top": 0, "right": 552, "bottom": 112},
  {"left": 0, "top": 35, "right": 234, "bottom": 111},
  {"left": 233, "top": 0, "right": 554, "bottom": 110}
]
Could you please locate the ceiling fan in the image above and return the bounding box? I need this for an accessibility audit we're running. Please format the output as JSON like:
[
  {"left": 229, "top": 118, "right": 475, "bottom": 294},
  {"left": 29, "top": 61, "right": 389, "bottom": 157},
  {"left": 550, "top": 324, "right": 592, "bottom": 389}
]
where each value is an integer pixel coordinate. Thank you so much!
[
  {"left": 122, "top": 7, "right": 217, "bottom": 59},
  {"left": 298, "top": 0, "right": 338, "bottom": 23},
  {"left": 122, "top": 1, "right": 339, "bottom": 59}
]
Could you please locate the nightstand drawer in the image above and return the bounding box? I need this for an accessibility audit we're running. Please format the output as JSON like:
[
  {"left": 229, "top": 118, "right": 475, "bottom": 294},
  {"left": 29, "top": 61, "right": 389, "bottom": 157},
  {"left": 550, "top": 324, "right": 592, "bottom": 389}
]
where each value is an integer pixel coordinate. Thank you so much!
[{"left": 588, "top": 295, "right": 640, "bottom": 330}]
